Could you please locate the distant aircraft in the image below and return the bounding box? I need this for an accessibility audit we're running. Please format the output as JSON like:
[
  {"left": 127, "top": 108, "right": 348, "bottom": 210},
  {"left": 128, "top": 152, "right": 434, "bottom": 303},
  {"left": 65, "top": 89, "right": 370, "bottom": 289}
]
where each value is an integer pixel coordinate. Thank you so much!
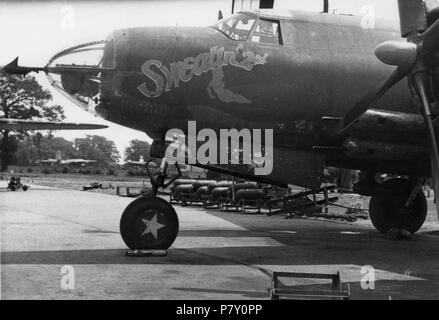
[
  {"left": 4, "top": 0, "right": 439, "bottom": 250},
  {"left": 40, "top": 159, "right": 97, "bottom": 165},
  {"left": 126, "top": 156, "right": 146, "bottom": 166},
  {"left": 40, "top": 151, "right": 96, "bottom": 166}
]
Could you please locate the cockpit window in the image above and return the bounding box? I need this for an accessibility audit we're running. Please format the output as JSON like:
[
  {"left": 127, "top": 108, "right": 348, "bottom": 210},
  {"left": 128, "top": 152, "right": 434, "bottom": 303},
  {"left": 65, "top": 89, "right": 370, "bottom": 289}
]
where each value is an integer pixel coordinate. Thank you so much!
[
  {"left": 251, "top": 19, "right": 282, "bottom": 45},
  {"left": 213, "top": 13, "right": 256, "bottom": 41}
]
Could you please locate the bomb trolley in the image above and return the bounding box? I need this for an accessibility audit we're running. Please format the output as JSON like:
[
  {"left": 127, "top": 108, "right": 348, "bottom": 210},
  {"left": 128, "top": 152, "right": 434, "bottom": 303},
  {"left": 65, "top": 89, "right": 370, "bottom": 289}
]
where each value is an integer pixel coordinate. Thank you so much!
[{"left": 266, "top": 185, "right": 338, "bottom": 217}]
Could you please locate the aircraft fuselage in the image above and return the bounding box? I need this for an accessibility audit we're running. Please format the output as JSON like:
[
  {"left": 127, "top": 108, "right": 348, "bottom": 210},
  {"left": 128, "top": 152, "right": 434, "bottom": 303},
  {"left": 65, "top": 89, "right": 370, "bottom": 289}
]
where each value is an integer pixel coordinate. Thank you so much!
[{"left": 90, "top": 11, "right": 433, "bottom": 187}]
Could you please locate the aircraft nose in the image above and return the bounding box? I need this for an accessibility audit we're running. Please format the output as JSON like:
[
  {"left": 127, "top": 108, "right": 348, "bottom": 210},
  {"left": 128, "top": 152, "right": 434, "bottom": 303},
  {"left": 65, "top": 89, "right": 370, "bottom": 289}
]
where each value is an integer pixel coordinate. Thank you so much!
[{"left": 42, "top": 40, "right": 115, "bottom": 119}]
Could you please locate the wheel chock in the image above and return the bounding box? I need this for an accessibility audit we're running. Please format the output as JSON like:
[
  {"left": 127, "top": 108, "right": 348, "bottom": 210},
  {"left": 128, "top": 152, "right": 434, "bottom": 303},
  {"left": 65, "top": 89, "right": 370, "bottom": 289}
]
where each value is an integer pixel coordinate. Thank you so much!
[{"left": 125, "top": 250, "right": 168, "bottom": 257}]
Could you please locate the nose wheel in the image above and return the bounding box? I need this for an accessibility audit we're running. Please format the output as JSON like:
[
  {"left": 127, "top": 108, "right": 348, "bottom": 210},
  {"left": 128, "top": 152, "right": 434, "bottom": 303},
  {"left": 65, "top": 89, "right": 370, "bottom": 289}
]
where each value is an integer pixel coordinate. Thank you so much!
[
  {"left": 120, "top": 147, "right": 182, "bottom": 250},
  {"left": 120, "top": 196, "right": 179, "bottom": 250}
]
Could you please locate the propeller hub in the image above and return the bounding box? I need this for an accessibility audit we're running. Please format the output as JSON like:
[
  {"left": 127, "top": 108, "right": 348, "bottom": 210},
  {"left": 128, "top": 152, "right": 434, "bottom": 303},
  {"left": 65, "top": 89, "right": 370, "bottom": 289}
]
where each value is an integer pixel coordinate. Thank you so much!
[{"left": 375, "top": 40, "right": 418, "bottom": 68}]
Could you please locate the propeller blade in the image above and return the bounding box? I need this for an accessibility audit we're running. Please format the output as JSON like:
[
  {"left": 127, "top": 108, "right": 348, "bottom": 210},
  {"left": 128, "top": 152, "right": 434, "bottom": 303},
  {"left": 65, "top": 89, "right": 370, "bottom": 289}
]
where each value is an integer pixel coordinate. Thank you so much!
[
  {"left": 398, "top": 0, "right": 427, "bottom": 38},
  {"left": 431, "top": 155, "right": 439, "bottom": 222},
  {"left": 413, "top": 73, "right": 439, "bottom": 221},
  {"left": 337, "top": 67, "right": 409, "bottom": 135},
  {"left": 423, "top": 18, "right": 439, "bottom": 53},
  {"left": 413, "top": 74, "right": 439, "bottom": 164},
  {"left": 426, "top": 2, "right": 439, "bottom": 26}
]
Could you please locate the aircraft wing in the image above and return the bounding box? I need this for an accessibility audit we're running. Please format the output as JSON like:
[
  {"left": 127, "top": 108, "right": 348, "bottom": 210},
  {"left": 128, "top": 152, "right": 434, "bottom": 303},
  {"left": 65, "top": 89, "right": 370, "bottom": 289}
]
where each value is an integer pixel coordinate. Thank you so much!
[{"left": 0, "top": 119, "right": 108, "bottom": 131}]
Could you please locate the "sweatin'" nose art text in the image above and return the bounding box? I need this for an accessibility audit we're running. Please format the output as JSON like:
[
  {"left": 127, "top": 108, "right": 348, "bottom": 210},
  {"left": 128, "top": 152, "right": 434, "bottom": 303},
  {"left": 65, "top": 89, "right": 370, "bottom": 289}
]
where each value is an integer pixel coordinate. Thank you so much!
[{"left": 137, "top": 45, "right": 268, "bottom": 98}]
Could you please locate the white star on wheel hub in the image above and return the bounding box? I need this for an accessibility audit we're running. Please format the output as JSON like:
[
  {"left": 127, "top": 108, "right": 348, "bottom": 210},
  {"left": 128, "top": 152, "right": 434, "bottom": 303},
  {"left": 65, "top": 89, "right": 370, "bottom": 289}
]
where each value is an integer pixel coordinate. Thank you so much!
[{"left": 141, "top": 214, "right": 165, "bottom": 240}]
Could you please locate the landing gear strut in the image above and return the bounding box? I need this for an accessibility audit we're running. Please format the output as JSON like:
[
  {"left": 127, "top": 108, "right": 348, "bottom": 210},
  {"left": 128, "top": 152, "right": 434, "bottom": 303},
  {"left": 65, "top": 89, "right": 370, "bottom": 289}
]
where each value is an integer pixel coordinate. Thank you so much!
[
  {"left": 368, "top": 179, "right": 427, "bottom": 233},
  {"left": 119, "top": 141, "right": 181, "bottom": 250}
]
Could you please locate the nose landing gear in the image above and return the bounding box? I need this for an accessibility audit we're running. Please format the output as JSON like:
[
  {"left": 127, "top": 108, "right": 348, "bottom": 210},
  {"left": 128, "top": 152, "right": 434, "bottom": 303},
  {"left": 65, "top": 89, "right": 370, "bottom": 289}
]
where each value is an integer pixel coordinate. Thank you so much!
[{"left": 119, "top": 143, "right": 182, "bottom": 250}]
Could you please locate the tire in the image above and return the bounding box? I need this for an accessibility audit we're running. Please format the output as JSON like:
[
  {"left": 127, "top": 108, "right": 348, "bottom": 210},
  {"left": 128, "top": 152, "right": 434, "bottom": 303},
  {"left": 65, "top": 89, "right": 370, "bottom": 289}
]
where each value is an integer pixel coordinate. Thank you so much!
[
  {"left": 369, "top": 179, "right": 427, "bottom": 233},
  {"left": 120, "top": 197, "right": 179, "bottom": 250}
]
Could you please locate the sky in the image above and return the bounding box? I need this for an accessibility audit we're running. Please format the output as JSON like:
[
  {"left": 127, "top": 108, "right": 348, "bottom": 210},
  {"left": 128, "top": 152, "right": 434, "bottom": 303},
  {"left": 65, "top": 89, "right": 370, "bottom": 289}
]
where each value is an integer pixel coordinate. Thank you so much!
[{"left": 0, "top": 0, "right": 400, "bottom": 160}]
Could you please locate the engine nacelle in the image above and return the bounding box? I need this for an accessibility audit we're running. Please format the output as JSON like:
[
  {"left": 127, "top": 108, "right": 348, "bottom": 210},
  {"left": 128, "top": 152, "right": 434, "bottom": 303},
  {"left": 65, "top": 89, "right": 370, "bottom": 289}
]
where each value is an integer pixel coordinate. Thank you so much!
[{"left": 342, "top": 137, "right": 426, "bottom": 161}]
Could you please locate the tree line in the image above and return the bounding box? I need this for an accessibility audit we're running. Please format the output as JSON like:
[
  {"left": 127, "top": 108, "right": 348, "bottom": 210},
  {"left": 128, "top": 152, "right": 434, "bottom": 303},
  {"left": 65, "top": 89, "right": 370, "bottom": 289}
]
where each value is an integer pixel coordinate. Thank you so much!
[{"left": 12, "top": 134, "right": 150, "bottom": 168}]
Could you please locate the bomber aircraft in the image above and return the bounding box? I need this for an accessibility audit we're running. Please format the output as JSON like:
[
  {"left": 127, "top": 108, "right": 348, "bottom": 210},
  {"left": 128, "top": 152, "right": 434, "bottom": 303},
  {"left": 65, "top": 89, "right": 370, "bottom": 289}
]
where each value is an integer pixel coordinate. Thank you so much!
[
  {"left": 126, "top": 156, "right": 147, "bottom": 166},
  {"left": 3, "top": 0, "right": 439, "bottom": 250},
  {"left": 39, "top": 150, "right": 97, "bottom": 166}
]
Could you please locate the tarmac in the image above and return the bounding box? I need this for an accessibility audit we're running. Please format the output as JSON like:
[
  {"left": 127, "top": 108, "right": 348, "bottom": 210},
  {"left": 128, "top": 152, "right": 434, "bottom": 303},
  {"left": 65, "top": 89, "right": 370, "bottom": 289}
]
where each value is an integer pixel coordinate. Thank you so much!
[{"left": 1, "top": 181, "right": 439, "bottom": 300}]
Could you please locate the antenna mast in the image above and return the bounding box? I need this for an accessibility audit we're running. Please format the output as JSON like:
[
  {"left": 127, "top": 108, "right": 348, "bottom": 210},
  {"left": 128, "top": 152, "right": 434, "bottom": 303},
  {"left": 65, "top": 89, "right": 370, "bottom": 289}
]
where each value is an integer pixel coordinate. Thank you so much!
[{"left": 323, "top": 0, "right": 329, "bottom": 13}]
